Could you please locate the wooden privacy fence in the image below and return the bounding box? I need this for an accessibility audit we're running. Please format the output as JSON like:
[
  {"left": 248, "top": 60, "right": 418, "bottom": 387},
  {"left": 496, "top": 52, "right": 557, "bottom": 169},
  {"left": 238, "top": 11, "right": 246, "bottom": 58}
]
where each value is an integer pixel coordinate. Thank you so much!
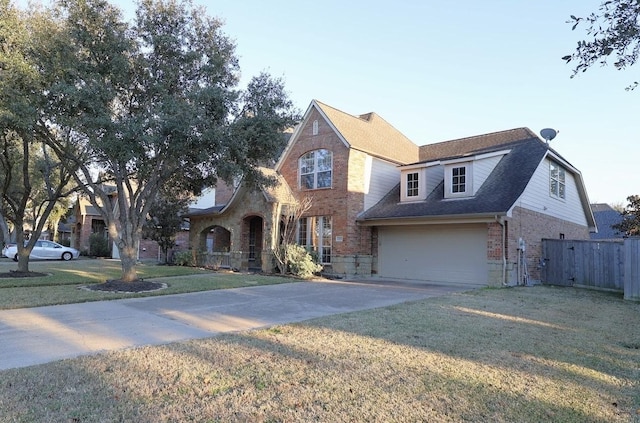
[{"left": 541, "top": 238, "right": 640, "bottom": 301}]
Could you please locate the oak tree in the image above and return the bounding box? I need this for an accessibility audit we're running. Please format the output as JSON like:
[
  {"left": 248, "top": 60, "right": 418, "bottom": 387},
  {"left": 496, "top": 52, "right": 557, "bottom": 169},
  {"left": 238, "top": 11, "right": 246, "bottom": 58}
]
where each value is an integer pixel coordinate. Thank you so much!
[
  {"left": 0, "top": 0, "right": 77, "bottom": 272},
  {"left": 564, "top": 0, "right": 640, "bottom": 89},
  {"left": 28, "top": 0, "right": 298, "bottom": 281},
  {"left": 613, "top": 195, "right": 640, "bottom": 236}
]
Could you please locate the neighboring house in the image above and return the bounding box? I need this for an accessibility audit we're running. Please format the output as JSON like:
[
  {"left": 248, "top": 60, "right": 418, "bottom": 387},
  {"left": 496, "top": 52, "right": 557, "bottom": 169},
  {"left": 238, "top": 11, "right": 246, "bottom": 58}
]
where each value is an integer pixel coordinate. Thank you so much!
[
  {"left": 590, "top": 203, "right": 624, "bottom": 240},
  {"left": 72, "top": 194, "right": 109, "bottom": 255},
  {"left": 187, "top": 100, "right": 596, "bottom": 286},
  {"left": 72, "top": 189, "right": 191, "bottom": 260}
]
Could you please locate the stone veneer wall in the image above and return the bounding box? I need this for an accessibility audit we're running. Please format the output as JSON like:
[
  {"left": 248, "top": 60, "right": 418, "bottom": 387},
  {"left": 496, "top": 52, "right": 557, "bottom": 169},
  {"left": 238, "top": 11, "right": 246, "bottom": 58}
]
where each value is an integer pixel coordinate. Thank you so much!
[{"left": 189, "top": 187, "right": 282, "bottom": 273}]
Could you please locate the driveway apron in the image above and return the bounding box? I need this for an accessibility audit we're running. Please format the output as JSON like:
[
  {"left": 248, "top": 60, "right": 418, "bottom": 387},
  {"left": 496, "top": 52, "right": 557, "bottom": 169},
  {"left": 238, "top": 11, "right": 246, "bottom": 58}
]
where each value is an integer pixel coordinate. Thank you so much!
[{"left": 0, "top": 280, "right": 475, "bottom": 370}]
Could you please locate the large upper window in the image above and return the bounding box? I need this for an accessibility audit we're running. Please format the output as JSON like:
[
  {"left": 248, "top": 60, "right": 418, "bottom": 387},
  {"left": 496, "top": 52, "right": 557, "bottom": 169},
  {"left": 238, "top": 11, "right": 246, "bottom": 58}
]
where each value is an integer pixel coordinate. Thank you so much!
[
  {"left": 407, "top": 172, "right": 419, "bottom": 197},
  {"left": 299, "top": 149, "right": 332, "bottom": 189},
  {"left": 298, "top": 216, "right": 332, "bottom": 264},
  {"left": 550, "top": 162, "right": 566, "bottom": 199}
]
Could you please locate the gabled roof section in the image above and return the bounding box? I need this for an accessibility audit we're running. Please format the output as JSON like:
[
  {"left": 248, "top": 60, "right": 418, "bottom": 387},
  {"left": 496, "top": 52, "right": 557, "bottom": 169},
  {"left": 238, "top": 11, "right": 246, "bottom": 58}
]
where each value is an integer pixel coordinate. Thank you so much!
[
  {"left": 314, "top": 100, "right": 419, "bottom": 164},
  {"left": 590, "top": 204, "right": 624, "bottom": 239},
  {"left": 360, "top": 137, "right": 548, "bottom": 222},
  {"left": 419, "top": 127, "right": 538, "bottom": 162},
  {"left": 185, "top": 167, "right": 296, "bottom": 218},
  {"left": 259, "top": 167, "right": 297, "bottom": 204}
]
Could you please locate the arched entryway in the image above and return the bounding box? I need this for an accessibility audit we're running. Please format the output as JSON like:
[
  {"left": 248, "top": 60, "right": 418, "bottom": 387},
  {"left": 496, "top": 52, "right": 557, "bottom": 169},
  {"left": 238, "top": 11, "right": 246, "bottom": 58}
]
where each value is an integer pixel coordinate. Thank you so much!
[
  {"left": 197, "top": 225, "right": 232, "bottom": 269},
  {"left": 243, "top": 215, "right": 264, "bottom": 271}
]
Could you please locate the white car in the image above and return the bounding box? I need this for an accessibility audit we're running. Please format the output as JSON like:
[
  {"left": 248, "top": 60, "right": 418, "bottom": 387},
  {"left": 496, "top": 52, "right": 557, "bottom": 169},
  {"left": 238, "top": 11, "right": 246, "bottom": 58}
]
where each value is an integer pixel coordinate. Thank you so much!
[{"left": 2, "top": 240, "right": 80, "bottom": 261}]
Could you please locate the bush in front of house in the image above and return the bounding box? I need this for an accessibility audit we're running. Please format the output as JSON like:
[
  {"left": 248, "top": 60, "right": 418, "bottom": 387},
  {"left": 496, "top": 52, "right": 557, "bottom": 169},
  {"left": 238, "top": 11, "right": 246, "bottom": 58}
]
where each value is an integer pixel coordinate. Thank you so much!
[
  {"left": 89, "top": 234, "right": 111, "bottom": 257},
  {"left": 173, "top": 250, "right": 195, "bottom": 266},
  {"left": 285, "top": 244, "right": 322, "bottom": 279}
]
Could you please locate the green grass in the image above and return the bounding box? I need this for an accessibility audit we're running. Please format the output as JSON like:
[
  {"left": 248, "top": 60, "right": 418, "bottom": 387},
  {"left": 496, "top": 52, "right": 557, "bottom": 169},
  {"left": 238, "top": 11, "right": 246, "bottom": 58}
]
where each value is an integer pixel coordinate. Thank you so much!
[
  {"left": 0, "top": 258, "right": 293, "bottom": 309},
  {"left": 0, "top": 286, "right": 638, "bottom": 422}
]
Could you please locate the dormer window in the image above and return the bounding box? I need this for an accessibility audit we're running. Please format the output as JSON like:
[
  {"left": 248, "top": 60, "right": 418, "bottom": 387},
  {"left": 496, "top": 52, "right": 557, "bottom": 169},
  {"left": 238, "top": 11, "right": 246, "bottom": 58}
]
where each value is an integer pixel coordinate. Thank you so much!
[
  {"left": 300, "top": 149, "right": 332, "bottom": 189},
  {"left": 444, "top": 162, "right": 472, "bottom": 198},
  {"left": 400, "top": 166, "right": 428, "bottom": 202},
  {"left": 407, "top": 172, "right": 419, "bottom": 197},
  {"left": 451, "top": 166, "right": 466, "bottom": 193},
  {"left": 550, "top": 162, "right": 566, "bottom": 200}
]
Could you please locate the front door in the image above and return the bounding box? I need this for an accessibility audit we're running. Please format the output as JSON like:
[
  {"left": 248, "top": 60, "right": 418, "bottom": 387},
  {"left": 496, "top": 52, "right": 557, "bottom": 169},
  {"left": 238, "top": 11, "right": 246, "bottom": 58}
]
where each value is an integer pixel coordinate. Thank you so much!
[{"left": 248, "top": 216, "right": 263, "bottom": 269}]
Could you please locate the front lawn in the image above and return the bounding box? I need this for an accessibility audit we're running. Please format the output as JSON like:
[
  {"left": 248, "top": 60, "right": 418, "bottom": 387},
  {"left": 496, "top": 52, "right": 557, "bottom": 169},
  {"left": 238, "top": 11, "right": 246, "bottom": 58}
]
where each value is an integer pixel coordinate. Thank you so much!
[
  {"left": 0, "top": 258, "right": 292, "bottom": 309},
  {"left": 1, "top": 285, "right": 638, "bottom": 422}
]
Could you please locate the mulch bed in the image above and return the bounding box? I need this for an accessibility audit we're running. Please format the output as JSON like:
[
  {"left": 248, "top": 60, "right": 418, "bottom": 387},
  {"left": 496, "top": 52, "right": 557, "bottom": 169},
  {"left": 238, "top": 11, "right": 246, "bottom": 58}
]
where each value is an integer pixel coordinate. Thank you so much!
[
  {"left": 85, "top": 279, "right": 166, "bottom": 293},
  {"left": 0, "top": 271, "right": 48, "bottom": 278}
]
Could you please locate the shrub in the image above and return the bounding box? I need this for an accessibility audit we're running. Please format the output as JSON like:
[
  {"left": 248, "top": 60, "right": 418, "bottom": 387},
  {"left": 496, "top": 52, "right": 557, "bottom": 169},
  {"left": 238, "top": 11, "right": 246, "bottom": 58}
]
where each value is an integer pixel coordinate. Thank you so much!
[
  {"left": 89, "top": 233, "right": 111, "bottom": 257},
  {"left": 173, "top": 250, "right": 195, "bottom": 266},
  {"left": 284, "top": 244, "right": 322, "bottom": 279}
]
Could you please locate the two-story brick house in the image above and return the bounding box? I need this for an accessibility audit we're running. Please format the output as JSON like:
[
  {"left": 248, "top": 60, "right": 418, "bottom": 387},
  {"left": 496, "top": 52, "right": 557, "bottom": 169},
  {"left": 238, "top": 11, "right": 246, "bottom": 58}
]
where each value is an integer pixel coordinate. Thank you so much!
[{"left": 188, "top": 100, "right": 596, "bottom": 286}]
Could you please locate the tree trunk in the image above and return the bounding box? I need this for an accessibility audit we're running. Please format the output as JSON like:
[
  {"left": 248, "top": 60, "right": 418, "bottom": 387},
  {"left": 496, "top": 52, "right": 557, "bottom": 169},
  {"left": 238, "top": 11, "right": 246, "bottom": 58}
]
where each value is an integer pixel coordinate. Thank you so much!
[
  {"left": 17, "top": 253, "right": 30, "bottom": 273},
  {"left": 14, "top": 218, "right": 30, "bottom": 273},
  {"left": 163, "top": 247, "right": 169, "bottom": 264},
  {"left": 0, "top": 215, "right": 11, "bottom": 247},
  {"left": 119, "top": 246, "right": 139, "bottom": 282},
  {"left": 108, "top": 217, "right": 142, "bottom": 282}
]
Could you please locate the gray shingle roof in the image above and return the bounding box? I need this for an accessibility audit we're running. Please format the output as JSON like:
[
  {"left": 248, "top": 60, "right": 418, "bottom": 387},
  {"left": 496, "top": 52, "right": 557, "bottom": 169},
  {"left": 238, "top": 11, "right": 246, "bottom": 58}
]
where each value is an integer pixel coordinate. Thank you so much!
[
  {"left": 419, "top": 128, "right": 538, "bottom": 162},
  {"left": 359, "top": 136, "right": 548, "bottom": 221},
  {"left": 314, "top": 100, "right": 419, "bottom": 164},
  {"left": 590, "top": 204, "right": 624, "bottom": 239},
  {"left": 184, "top": 167, "right": 296, "bottom": 218}
]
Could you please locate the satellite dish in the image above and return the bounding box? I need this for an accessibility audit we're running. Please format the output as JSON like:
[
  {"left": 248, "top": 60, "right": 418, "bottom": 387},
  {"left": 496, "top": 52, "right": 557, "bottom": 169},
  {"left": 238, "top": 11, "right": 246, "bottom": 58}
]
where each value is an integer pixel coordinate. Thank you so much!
[{"left": 540, "top": 128, "right": 557, "bottom": 143}]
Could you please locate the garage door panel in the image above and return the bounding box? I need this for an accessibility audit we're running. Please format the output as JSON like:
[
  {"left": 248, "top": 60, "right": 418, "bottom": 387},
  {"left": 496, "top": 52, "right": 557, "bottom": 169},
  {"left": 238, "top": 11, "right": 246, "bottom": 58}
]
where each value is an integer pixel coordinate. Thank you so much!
[{"left": 378, "top": 225, "right": 488, "bottom": 285}]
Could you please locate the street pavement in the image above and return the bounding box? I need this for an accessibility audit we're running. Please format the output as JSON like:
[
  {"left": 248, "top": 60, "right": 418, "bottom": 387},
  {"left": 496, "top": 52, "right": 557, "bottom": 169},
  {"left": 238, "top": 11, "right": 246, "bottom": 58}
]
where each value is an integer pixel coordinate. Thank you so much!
[{"left": 0, "top": 279, "right": 476, "bottom": 370}]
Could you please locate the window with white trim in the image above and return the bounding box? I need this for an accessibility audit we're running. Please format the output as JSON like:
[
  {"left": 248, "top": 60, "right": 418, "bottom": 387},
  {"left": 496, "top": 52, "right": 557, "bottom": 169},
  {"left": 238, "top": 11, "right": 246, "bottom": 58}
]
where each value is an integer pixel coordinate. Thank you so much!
[
  {"left": 407, "top": 172, "right": 419, "bottom": 197},
  {"left": 299, "top": 149, "right": 332, "bottom": 189},
  {"left": 451, "top": 166, "right": 466, "bottom": 193},
  {"left": 444, "top": 162, "right": 472, "bottom": 198},
  {"left": 312, "top": 120, "right": 319, "bottom": 135},
  {"left": 550, "top": 162, "right": 566, "bottom": 199},
  {"left": 298, "top": 216, "right": 332, "bottom": 263}
]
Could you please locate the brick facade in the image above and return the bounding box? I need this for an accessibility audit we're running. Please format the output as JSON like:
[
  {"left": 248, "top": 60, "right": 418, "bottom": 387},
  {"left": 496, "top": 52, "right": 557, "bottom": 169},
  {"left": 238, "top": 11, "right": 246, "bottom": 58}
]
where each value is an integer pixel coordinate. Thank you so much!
[
  {"left": 277, "top": 108, "right": 373, "bottom": 276},
  {"left": 185, "top": 101, "right": 594, "bottom": 284},
  {"left": 484, "top": 207, "right": 590, "bottom": 285},
  {"left": 73, "top": 196, "right": 188, "bottom": 261},
  {"left": 214, "top": 181, "right": 235, "bottom": 206}
]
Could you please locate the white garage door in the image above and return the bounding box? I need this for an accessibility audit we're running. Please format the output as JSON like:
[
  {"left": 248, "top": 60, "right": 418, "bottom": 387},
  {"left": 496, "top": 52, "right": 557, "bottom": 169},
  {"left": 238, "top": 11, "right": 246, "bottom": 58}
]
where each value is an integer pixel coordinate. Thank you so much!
[{"left": 378, "top": 224, "right": 488, "bottom": 285}]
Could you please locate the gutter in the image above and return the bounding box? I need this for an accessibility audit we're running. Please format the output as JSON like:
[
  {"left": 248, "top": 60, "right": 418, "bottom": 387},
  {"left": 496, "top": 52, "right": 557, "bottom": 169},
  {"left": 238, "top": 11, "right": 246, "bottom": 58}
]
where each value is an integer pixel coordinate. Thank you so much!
[
  {"left": 357, "top": 212, "right": 504, "bottom": 227},
  {"left": 495, "top": 215, "right": 507, "bottom": 286}
]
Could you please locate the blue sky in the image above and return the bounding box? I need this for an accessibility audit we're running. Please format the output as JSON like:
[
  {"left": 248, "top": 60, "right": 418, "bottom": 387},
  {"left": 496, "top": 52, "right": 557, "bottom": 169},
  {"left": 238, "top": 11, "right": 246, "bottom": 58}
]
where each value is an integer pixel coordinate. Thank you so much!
[{"left": 18, "top": 0, "right": 638, "bottom": 205}]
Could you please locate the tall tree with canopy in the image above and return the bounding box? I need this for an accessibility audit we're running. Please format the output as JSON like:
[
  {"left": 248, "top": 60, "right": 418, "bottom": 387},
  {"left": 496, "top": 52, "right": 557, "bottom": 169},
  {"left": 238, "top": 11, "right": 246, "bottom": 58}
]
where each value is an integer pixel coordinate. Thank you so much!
[
  {"left": 613, "top": 194, "right": 640, "bottom": 236},
  {"left": 0, "top": 0, "right": 78, "bottom": 272},
  {"left": 142, "top": 186, "right": 192, "bottom": 264},
  {"left": 36, "top": 0, "right": 298, "bottom": 282},
  {"left": 564, "top": 0, "right": 640, "bottom": 89}
]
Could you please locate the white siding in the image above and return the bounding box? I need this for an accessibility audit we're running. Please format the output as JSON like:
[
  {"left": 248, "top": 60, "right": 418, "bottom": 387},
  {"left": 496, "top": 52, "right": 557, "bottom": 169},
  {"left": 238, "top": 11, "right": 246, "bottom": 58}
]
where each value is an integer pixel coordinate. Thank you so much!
[
  {"left": 190, "top": 188, "right": 216, "bottom": 208},
  {"left": 364, "top": 157, "right": 400, "bottom": 210},
  {"left": 514, "top": 157, "right": 588, "bottom": 226},
  {"left": 473, "top": 155, "right": 503, "bottom": 195},
  {"left": 425, "top": 165, "right": 444, "bottom": 197}
]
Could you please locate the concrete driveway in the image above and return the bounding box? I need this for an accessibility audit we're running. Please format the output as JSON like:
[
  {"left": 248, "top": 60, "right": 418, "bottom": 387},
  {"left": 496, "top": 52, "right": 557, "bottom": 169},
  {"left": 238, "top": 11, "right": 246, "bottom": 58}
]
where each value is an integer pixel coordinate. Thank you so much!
[{"left": 0, "top": 279, "right": 476, "bottom": 370}]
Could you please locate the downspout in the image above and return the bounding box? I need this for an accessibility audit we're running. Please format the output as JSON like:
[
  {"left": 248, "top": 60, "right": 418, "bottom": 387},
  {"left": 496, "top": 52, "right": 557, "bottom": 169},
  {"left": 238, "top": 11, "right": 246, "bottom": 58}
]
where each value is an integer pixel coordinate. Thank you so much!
[{"left": 495, "top": 215, "right": 507, "bottom": 286}]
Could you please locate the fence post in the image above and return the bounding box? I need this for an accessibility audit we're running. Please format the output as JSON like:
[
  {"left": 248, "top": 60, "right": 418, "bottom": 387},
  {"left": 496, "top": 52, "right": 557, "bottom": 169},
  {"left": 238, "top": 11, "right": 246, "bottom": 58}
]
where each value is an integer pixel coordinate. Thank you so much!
[{"left": 624, "top": 238, "right": 640, "bottom": 301}]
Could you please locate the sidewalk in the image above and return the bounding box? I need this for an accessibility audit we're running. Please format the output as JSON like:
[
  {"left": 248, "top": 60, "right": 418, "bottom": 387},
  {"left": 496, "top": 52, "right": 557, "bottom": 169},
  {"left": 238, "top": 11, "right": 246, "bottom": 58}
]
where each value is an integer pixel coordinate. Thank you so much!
[{"left": 0, "top": 279, "right": 475, "bottom": 370}]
